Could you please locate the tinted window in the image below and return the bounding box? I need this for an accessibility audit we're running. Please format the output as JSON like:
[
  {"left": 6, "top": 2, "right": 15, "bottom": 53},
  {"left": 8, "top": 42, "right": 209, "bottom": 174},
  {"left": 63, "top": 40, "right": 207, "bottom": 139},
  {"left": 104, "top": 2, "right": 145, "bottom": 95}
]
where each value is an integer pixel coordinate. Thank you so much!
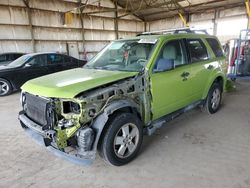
[
  {"left": 64, "top": 56, "right": 73, "bottom": 64},
  {"left": 187, "top": 39, "right": 209, "bottom": 63},
  {"left": 206, "top": 38, "right": 224, "bottom": 57},
  {"left": 48, "top": 54, "right": 63, "bottom": 64},
  {"left": 0, "top": 55, "right": 6, "bottom": 62},
  {"left": 8, "top": 54, "right": 14, "bottom": 60},
  {"left": 28, "top": 55, "right": 47, "bottom": 66},
  {"left": 13, "top": 54, "right": 23, "bottom": 59},
  {"left": 6, "top": 54, "right": 11, "bottom": 61},
  {"left": 154, "top": 40, "right": 188, "bottom": 71}
]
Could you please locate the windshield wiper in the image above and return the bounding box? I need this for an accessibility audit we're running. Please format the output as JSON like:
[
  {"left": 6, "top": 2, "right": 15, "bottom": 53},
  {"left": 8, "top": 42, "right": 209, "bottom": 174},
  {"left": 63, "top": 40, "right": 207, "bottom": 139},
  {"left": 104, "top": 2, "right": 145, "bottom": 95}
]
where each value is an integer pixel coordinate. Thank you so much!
[{"left": 94, "top": 66, "right": 114, "bottom": 71}]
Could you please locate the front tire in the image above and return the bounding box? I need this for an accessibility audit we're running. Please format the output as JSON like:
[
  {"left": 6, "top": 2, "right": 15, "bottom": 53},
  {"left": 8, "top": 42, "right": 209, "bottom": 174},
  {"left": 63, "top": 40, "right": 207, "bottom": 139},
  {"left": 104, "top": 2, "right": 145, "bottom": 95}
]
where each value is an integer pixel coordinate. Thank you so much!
[
  {"left": 205, "top": 82, "right": 222, "bottom": 114},
  {"left": 99, "top": 112, "right": 143, "bottom": 166},
  {"left": 0, "top": 78, "right": 12, "bottom": 96}
]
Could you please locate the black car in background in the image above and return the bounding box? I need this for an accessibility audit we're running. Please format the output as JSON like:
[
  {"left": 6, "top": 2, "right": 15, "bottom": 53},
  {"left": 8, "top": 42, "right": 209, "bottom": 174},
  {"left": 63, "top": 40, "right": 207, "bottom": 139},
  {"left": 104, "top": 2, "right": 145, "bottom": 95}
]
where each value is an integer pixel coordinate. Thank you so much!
[
  {"left": 0, "top": 52, "right": 25, "bottom": 65},
  {"left": 0, "top": 52, "right": 87, "bottom": 96}
]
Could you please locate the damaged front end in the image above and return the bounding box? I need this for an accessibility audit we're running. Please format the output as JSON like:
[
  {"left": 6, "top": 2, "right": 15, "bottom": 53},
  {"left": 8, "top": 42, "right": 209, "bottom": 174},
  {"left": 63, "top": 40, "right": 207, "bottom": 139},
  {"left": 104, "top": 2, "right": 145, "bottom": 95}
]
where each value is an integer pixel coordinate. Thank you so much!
[{"left": 19, "top": 73, "right": 150, "bottom": 165}]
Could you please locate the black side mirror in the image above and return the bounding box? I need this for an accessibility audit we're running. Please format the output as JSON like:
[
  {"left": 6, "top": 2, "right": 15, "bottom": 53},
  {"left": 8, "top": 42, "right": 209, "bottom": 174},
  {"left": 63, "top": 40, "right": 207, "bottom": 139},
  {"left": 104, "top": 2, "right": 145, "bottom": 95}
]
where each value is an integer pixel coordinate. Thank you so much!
[{"left": 154, "top": 58, "right": 175, "bottom": 73}]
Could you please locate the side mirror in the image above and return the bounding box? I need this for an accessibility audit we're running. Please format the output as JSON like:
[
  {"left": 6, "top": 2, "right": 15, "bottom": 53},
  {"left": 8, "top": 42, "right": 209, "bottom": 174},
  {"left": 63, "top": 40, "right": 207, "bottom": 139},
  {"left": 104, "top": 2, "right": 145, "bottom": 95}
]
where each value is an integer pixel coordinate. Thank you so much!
[
  {"left": 154, "top": 58, "right": 175, "bottom": 73},
  {"left": 25, "top": 63, "right": 32, "bottom": 67}
]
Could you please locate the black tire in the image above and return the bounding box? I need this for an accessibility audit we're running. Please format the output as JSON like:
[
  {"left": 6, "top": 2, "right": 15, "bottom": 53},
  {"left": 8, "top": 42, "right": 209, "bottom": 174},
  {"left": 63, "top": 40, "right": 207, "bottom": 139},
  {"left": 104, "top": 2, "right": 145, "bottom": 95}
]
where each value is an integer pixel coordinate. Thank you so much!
[
  {"left": 0, "top": 78, "right": 12, "bottom": 96},
  {"left": 205, "top": 82, "right": 222, "bottom": 114},
  {"left": 99, "top": 112, "right": 143, "bottom": 166}
]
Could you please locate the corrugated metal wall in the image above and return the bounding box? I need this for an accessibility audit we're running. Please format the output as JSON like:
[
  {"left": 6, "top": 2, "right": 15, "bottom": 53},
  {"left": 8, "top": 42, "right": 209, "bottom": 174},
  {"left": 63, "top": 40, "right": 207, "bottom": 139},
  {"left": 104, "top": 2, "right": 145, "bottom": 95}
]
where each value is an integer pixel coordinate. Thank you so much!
[
  {"left": 0, "top": 0, "right": 145, "bottom": 60},
  {"left": 147, "top": 6, "right": 248, "bottom": 43}
]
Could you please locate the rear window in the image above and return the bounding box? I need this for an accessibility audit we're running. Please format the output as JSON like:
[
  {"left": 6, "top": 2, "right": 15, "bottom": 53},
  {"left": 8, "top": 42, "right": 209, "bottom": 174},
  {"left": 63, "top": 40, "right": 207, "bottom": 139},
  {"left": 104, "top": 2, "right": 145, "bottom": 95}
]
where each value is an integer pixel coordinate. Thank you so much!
[
  {"left": 187, "top": 39, "right": 209, "bottom": 63},
  {"left": 206, "top": 38, "right": 224, "bottom": 57}
]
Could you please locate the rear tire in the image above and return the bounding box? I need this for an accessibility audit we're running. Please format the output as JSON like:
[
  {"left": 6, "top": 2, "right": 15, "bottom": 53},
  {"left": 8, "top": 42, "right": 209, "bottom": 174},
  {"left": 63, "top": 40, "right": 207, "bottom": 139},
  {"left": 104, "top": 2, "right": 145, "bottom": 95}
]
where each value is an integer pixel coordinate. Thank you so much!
[
  {"left": 99, "top": 112, "right": 143, "bottom": 166},
  {"left": 0, "top": 78, "right": 12, "bottom": 96},
  {"left": 204, "top": 82, "right": 222, "bottom": 114}
]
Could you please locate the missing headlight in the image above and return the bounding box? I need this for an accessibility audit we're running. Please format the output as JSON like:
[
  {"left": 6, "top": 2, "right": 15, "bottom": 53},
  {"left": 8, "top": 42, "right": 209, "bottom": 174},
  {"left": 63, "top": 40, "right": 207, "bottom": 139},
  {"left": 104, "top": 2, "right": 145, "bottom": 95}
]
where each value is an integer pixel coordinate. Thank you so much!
[
  {"left": 63, "top": 101, "right": 80, "bottom": 114},
  {"left": 20, "top": 92, "right": 27, "bottom": 111}
]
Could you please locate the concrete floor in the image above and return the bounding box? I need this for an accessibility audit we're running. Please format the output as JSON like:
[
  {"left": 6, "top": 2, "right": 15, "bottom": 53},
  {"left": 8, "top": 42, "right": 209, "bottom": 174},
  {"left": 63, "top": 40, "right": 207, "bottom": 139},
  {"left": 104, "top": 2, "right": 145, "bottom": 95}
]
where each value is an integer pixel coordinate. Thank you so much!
[{"left": 1, "top": 81, "right": 250, "bottom": 188}]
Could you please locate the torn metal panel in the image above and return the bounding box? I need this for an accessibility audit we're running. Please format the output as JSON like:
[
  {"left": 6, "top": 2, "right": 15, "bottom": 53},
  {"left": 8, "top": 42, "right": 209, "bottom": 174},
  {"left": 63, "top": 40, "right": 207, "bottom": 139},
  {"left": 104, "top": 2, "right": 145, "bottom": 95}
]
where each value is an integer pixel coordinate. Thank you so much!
[{"left": 19, "top": 71, "right": 152, "bottom": 164}]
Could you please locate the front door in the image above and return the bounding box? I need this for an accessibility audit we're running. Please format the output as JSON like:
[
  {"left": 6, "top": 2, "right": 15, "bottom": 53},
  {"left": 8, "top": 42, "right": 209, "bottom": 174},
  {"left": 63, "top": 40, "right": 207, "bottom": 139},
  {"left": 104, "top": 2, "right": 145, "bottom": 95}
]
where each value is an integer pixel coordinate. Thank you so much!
[
  {"left": 14, "top": 54, "right": 48, "bottom": 88},
  {"left": 150, "top": 39, "right": 193, "bottom": 120},
  {"left": 63, "top": 55, "right": 78, "bottom": 70},
  {"left": 47, "top": 54, "right": 66, "bottom": 74}
]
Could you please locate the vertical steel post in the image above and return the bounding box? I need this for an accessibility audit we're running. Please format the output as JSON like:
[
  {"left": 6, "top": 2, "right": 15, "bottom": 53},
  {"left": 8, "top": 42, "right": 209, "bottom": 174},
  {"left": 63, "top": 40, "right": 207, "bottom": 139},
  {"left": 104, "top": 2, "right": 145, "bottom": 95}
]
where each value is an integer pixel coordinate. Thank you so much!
[
  {"left": 144, "top": 21, "right": 147, "bottom": 32},
  {"left": 23, "top": 0, "right": 35, "bottom": 52},
  {"left": 213, "top": 10, "right": 219, "bottom": 36},
  {"left": 78, "top": 0, "right": 86, "bottom": 45},
  {"left": 245, "top": 0, "right": 250, "bottom": 29},
  {"left": 114, "top": 0, "right": 119, "bottom": 39}
]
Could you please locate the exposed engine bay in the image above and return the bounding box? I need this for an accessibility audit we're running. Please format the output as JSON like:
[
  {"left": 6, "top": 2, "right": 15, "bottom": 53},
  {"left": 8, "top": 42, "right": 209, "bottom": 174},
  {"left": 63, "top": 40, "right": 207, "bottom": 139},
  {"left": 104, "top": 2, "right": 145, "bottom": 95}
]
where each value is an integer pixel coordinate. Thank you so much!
[{"left": 19, "top": 73, "right": 151, "bottom": 162}]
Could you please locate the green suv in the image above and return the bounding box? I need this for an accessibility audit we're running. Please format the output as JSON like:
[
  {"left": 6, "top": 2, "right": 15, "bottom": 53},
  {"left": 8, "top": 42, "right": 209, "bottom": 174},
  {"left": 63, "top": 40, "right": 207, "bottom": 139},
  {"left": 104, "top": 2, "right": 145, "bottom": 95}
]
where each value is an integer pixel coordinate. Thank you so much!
[{"left": 19, "top": 29, "right": 227, "bottom": 166}]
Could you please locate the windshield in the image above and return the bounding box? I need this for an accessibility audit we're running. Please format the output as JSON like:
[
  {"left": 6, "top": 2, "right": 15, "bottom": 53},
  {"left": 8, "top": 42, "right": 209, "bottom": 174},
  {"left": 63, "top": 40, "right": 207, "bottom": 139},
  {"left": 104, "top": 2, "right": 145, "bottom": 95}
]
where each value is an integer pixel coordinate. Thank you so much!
[
  {"left": 8, "top": 54, "right": 31, "bottom": 67},
  {"left": 85, "top": 39, "right": 157, "bottom": 72}
]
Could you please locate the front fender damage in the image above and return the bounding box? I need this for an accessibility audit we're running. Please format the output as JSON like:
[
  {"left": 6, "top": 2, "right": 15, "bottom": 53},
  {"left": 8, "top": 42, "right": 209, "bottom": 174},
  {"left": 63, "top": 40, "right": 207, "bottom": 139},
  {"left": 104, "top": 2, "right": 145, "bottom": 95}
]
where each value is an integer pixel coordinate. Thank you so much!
[{"left": 20, "top": 73, "right": 151, "bottom": 165}]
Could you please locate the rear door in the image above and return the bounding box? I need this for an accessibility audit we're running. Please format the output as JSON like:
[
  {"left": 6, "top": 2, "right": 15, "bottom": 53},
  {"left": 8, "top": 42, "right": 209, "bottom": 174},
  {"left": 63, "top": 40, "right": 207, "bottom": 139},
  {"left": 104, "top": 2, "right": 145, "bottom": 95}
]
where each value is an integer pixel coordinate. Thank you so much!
[
  {"left": 150, "top": 39, "right": 193, "bottom": 120},
  {"left": 206, "top": 37, "right": 227, "bottom": 73},
  {"left": 47, "top": 54, "right": 65, "bottom": 73},
  {"left": 184, "top": 38, "right": 214, "bottom": 101},
  {"left": 63, "top": 55, "right": 79, "bottom": 70}
]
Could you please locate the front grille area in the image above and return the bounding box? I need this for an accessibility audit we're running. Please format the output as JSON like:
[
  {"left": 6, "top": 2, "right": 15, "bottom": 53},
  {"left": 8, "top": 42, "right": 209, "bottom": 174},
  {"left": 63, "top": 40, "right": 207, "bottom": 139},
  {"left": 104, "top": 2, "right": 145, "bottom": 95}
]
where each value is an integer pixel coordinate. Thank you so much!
[{"left": 25, "top": 93, "right": 50, "bottom": 126}]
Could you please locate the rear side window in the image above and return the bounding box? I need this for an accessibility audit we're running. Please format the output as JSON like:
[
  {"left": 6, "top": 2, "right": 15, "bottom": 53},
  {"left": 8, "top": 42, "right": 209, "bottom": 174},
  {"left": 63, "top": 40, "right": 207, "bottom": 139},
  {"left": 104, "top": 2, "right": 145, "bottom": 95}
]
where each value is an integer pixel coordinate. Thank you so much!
[
  {"left": 64, "top": 56, "right": 73, "bottom": 64},
  {"left": 206, "top": 38, "right": 224, "bottom": 57},
  {"left": 48, "top": 54, "right": 63, "bottom": 64},
  {"left": 0, "top": 55, "right": 6, "bottom": 62},
  {"left": 187, "top": 39, "right": 209, "bottom": 63}
]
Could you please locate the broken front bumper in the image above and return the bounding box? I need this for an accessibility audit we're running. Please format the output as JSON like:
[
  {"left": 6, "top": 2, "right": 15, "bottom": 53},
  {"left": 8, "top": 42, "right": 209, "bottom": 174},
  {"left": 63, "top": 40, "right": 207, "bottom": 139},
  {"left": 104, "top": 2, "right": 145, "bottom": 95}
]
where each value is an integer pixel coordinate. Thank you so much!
[{"left": 18, "top": 111, "right": 95, "bottom": 166}]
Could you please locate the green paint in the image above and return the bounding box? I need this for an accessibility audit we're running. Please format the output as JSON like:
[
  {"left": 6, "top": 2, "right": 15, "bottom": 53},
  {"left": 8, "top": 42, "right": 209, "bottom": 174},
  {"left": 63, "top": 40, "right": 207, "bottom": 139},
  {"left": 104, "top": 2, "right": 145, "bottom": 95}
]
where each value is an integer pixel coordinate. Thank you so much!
[
  {"left": 21, "top": 68, "right": 138, "bottom": 98},
  {"left": 21, "top": 33, "right": 227, "bottom": 150},
  {"left": 225, "top": 80, "right": 236, "bottom": 92}
]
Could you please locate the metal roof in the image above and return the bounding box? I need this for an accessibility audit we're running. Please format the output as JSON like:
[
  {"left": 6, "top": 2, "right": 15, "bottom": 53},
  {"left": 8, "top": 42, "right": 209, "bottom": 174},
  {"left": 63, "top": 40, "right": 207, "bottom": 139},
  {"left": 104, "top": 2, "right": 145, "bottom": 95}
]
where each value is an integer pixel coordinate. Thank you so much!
[
  {"left": 114, "top": 0, "right": 244, "bottom": 21},
  {"left": 66, "top": 0, "right": 245, "bottom": 22}
]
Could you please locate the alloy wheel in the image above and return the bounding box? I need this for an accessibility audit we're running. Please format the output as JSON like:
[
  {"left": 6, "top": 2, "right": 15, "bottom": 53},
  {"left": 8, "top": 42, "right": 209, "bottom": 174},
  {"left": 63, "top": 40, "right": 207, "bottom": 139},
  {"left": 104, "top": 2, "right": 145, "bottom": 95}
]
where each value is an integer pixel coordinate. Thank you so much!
[
  {"left": 211, "top": 88, "right": 221, "bottom": 110},
  {"left": 113, "top": 123, "right": 139, "bottom": 158},
  {"left": 0, "top": 81, "right": 9, "bottom": 95}
]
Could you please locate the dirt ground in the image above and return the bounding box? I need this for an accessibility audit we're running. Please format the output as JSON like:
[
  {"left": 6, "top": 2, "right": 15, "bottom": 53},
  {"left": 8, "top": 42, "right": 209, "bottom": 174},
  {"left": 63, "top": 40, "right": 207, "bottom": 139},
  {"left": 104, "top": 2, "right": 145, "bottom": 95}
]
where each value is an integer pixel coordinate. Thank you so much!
[{"left": 0, "top": 81, "right": 250, "bottom": 188}]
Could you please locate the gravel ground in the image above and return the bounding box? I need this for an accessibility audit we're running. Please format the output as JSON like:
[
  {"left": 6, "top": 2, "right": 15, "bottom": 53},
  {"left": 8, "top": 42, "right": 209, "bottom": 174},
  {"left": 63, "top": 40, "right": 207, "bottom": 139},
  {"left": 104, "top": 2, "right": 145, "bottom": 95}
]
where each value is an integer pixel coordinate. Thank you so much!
[{"left": 0, "top": 81, "right": 250, "bottom": 188}]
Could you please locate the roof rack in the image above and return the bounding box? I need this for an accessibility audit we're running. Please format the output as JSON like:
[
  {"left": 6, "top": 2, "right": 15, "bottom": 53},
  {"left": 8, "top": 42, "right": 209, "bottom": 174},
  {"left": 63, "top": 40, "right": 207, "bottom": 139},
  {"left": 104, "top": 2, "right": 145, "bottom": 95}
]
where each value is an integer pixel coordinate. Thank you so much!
[{"left": 138, "top": 27, "right": 209, "bottom": 36}]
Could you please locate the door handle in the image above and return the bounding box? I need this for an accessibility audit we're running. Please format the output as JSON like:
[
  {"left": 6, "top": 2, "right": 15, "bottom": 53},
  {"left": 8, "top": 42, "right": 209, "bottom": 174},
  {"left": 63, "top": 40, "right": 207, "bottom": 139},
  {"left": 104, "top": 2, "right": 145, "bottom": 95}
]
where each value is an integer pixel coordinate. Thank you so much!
[
  {"left": 181, "top": 71, "right": 190, "bottom": 77},
  {"left": 207, "top": 64, "right": 214, "bottom": 70},
  {"left": 181, "top": 71, "right": 190, "bottom": 81}
]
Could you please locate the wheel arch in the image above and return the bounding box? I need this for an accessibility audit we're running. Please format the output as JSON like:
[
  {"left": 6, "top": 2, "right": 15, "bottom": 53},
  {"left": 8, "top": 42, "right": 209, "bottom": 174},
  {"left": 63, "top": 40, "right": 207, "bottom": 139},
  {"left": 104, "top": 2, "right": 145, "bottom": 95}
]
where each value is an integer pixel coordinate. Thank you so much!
[
  {"left": 202, "top": 74, "right": 225, "bottom": 99},
  {"left": 0, "top": 77, "right": 16, "bottom": 91},
  {"left": 90, "top": 99, "right": 142, "bottom": 152}
]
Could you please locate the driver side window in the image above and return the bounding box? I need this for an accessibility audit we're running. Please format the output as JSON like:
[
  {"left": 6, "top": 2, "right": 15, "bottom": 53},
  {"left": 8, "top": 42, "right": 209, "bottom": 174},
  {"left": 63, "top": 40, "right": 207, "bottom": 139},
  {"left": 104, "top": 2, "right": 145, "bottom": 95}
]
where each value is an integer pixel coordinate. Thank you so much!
[
  {"left": 28, "top": 55, "right": 47, "bottom": 67},
  {"left": 154, "top": 39, "right": 187, "bottom": 72}
]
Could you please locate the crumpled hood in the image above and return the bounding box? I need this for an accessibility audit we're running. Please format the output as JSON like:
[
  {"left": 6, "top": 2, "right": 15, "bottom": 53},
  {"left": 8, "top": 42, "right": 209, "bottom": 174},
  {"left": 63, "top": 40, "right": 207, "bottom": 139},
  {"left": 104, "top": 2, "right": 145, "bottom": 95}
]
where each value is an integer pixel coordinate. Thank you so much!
[{"left": 21, "top": 68, "right": 138, "bottom": 98}]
